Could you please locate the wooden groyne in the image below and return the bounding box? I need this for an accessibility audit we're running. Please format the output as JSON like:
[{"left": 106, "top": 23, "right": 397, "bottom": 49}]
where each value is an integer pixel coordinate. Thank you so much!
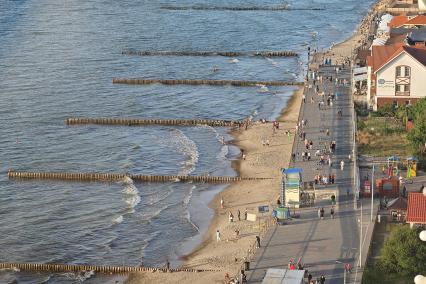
[
  {"left": 0, "top": 262, "right": 216, "bottom": 274},
  {"left": 65, "top": 117, "right": 243, "bottom": 127},
  {"left": 112, "top": 78, "right": 304, "bottom": 87},
  {"left": 161, "top": 5, "right": 325, "bottom": 11},
  {"left": 122, "top": 50, "right": 298, "bottom": 57},
  {"left": 7, "top": 170, "right": 269, "bottom": 183}
]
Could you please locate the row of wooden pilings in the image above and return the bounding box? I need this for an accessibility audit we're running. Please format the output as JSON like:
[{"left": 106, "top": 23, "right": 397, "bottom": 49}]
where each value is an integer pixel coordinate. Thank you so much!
[
  {"left": 160, "top": 6, "right": 325, "bottom": 11},
  {"left": 65, "top": 117, "right": 243, "bottom": 127},
  {"left": 112, "top": 78, "right": 304, "bottom": 87},
  {"left": 0, "top": 262, "right": 216, "bottom": 273},
  {"left": 122, "top": 50, "right": 298, "bottom": 57},
  {"left": 7, "top": 170, "right": 269, "bottom": 183}
]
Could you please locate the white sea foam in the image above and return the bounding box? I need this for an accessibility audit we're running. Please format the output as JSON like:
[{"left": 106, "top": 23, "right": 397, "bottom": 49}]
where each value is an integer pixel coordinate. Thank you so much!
[
  {"left": 63, "top": 270, "right": 95, "bottom": 282},
  {"left": 112, "top": 215, "right": 124, "bottom": 224},
  {"left": 266, "top": 57, "right": 278, "bottom": 67},
  {"left": 229, "top": 58, "right": 239, "bottom": 63},
  {"left": 167, "top": 129, "right": 199, "bottom": 176},
  {"left": 183, "top": 186, "right": 199, "bottom": 232},
  {"left": 121, "top": 177, "right": 141, "bottom": 213}
]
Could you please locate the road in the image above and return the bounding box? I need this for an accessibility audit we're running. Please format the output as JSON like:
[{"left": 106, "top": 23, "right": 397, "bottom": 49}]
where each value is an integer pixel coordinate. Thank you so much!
[{"left": 246, "top": 65, "right": 371, "bottom": 284}]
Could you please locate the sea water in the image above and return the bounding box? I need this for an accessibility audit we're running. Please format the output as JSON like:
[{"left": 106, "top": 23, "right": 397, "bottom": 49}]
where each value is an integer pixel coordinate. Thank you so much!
[{"left": 0, "top": 0, "right": 375, "bottom": 282}]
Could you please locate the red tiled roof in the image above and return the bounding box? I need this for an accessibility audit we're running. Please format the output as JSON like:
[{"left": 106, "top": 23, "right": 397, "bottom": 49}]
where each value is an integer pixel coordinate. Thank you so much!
[
  {"left": 388, "top": 16, "right": 408, "bottom": 28},
  {"left": 374, "top": 45, "right": 426, "bottom": 73},
  {"left": 370, "top": 43, "right": 404, "bottom": 73},
  {"left": 406, "top": 193, "right": 426, "bottom": 224},
  {"left": 405, "top": 15, "right": 426, "bottom": 26}
]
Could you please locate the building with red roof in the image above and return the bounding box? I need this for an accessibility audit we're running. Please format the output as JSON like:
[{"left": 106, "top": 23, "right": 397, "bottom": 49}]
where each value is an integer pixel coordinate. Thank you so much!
[
  {"left": 388, "top": 15, "right": 426, "bottom": 29},
  {"left": 406, "top": 192, "right": 426, "bottom": 228},
  {"left": 366, "top": 41, "right": 426, "bottom": 110}
]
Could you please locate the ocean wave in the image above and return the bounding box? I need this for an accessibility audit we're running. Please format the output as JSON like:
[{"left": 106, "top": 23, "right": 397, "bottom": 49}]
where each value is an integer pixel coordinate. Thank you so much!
[
  {"left": 62, "top": 270, "right": 95, "bottom": 282},
  {"left": 112, "top": 215, "right": 124, "bottom": 224},
  {"left": 121, "top": 177, "right": 141, "bottom": 213},
  {"left": 183, "top": 185, "right": 199, "bottom": 232},
  {"left": 167, "top": 129, "right": 199, "bottom": 176},
  {"left": 145, "top": 187, "right": 174, "bottom": 206}
]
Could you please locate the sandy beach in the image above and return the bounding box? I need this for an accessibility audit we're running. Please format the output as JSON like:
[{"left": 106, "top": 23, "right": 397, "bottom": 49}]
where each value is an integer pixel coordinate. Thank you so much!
[
  {"left": 125, "top": 87, "right": 303, "bottom": 284},
  {"left": 124, "top": 1, "right": 394, "bottom": 283}
]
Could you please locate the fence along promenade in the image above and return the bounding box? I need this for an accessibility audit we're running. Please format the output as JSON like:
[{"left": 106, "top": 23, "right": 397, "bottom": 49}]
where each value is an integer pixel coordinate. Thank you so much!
[
  {"left": 7, "top": 170, "right": 270, "bottom": 184},
  {"left": 65, "top": 117, "right": 244, "bottom": 127},
  {"left": 112, "top": 78, "right": 304, "bottom": 87},
  {"left": 0, "top": 262, "right": 217, "bottom": 274}
]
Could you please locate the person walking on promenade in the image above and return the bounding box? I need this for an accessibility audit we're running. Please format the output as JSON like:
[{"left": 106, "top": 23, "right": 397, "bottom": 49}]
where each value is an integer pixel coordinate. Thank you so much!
[
  {"left": 331, "top": 207, "right": 335, "bottom": 219},
  {"left": 308, "top": 273, "right": 313, "bottom": 283},
  {"left": 237, "top": 209, "right": 241, "bottom": 221},
  {"left": 320, "top": 275, "right": 326, "bottom": 284},
  {"left": 216, "top": 230, "right": 221, "bottom": 242},
  {"left": 320, "top": 207, "right": 325, "bottom": 220},
  {"left": 256, "top": 236, "right": 261, "bottom": 248},
  {"left": 340, "top": 160, "right": 345, "bottom": 171},
  {"left": 303, "top": 94, "right": 306, "bottom": 103},
  {"left": 318, "top": 208, "right": 321, "bottom": 219}
]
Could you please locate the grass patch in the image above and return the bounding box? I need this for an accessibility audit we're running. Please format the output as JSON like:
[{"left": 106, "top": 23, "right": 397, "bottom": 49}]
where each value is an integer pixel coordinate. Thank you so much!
[
  {"left": 363, "top": 268, "right": 413, "bottom": 284},
  {"left": 357, "top": 117, "right": 413, "bottom": 157}
]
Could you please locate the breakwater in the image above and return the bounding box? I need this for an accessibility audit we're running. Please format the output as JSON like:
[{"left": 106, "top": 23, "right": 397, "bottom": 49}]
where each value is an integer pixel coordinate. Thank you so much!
[
  {"left": 7, "top": 170, "right": 269, "bottom": 183},
  {"left": 112, "top": 78, "right": 304, "bottom": 87},
  {"left": 161, "top": 5, "right": 325, "bottom": 11},
  {"left": 65, "top": 117, "right": 244, "bottom": 127},
  {"left": 122, "top": 50, "right": 298, "bottom": 57},
  {"left": 0, "top": 262, "right": 215, "bottom": 274}
]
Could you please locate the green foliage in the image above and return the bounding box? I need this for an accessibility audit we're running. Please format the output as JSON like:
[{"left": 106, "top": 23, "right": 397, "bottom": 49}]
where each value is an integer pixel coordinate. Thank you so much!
[
  {"left": 376, "top": 104, "right": 396, "bottom": 117},
  {"left": 406, "top": 98, "right": 426, "bottom": 155},
  {"left": 377, "top": 226, "right": 426, "bottom": 276}
]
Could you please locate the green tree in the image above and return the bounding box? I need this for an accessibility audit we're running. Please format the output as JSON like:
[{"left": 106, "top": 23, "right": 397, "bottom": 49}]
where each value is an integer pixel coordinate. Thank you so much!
[
  {"left": 378, "top": 226, "right": 426, "bottom": 275},
  {"left": 407, "top": 99, "right": 426, "bottom": 154}
]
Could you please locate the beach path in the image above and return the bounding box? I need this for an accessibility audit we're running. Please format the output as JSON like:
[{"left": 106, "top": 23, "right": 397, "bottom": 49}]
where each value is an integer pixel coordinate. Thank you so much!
[{"left": 246, "top": 65, "right": 364, "bottom": 284}]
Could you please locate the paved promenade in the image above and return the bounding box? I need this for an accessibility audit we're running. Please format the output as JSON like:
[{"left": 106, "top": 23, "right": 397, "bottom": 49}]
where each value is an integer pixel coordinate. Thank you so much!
[{"left": 247, "top": 65, "right": 368, "bottom": 283}]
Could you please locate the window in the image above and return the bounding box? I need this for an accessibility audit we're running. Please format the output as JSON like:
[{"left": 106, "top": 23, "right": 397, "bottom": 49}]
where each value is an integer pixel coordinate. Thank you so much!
[
  {"left": 404, "top": 66, "right": 410, "bottom": 77},
  {"left": 395, "top": 65, "right": 411, "bottom": 96},
  {"left": 396, "top": 66, "right": 402, "bottom": 77}
]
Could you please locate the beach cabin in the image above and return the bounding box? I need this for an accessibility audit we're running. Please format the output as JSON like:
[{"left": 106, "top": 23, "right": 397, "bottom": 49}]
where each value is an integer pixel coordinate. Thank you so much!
[
  {"left": 261, "top": 268, "right": 305, "bottom": 284},
  {"left": 282, "top": 168, "right": 303, "bottom": 208}
]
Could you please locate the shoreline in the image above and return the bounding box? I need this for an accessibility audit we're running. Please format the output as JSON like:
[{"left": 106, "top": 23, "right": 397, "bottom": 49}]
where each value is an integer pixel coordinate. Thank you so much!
[
  {"left": 125, "top": 87, "right": 303, "bottom": 284},
  {"left": 124, "top": 0, "right": 393, "bottom": 282}
]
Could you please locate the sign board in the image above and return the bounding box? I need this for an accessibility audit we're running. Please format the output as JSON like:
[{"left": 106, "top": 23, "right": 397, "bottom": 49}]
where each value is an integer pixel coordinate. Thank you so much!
[
  {"left": 353, "top": 66, "right": 367, "bottom": 75},
  {"left": 247, "top": 213, "right": 257, "bottom": 222},
  {"left": 258, "top": 205, "right": 269, "bottom": 213},
  {"left": 377, "top": 78, "right": 394, "bottom": 89},
  {"left": 353, "top": 74, "right": 368, "bottom": 81}
]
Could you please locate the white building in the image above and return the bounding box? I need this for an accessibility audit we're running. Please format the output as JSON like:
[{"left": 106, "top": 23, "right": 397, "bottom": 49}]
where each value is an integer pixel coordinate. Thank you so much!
[{"left": 367, "top": 45, "right": 426, "bottom": 110}]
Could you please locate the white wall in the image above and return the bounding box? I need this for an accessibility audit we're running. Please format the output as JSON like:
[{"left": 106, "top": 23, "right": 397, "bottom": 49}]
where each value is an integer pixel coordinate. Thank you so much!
[
  {"left": 420, "top": 0, "right": 426, "bottom": 11},
  {"left": 376, "top": 51, "right": 426, "bottom": 99}
]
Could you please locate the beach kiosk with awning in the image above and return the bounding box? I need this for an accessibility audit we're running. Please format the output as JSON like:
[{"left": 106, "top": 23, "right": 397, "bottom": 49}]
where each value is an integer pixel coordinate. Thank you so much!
[
  {"left": 261, "top": 268, "right": 305, "bottom": 284},
  {"left": 281, "top": 168, "right": 303, "bottom": 208}
]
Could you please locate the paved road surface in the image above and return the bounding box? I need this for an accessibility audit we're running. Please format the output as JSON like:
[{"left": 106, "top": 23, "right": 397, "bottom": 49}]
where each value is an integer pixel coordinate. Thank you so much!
[{"left": 246, "top": 65, "right": 370, "bottom": 284}]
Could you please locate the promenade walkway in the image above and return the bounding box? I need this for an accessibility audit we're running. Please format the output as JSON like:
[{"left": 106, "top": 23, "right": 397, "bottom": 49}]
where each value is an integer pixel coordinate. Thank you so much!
[{"left": 246, "top": 65, "right": 366, "bottom": 284}]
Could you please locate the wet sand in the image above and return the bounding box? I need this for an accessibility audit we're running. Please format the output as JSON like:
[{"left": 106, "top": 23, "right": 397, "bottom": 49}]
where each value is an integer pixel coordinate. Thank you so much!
[{"left": 125, "top": 87, "right": 303, "bottom": 284}]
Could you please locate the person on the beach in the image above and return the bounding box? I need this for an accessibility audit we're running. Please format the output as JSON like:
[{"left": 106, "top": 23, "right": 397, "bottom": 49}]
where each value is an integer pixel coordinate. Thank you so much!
[
  {"left": 331, "top": 207, "right": 335, "bottom": 219},
  {"left": 320, "top": 207, "right": 325, "bottom": 220},
  {"left": 235, "top": 229, "right": 240, "bottom": 239},
  {"left": 244, "top": 209, "right": 247, "bottom": 220},
  {"left": 221, "top": 197, "right": 224, "bottom": 209},
  {"left": 216, "top": 230, "right": 221, "bottom": 242},
  {"left": 340, "top": 160, "right": 345, "bottom": 171},
  {"left": 229, "top": 212, "right": 234, "bottom": 223},
  {"left": 256, "top": 236, "right": 261, "bottom": 248},
  {"left": 237, "top": 209, "right": 241, "bottom": 221}
]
